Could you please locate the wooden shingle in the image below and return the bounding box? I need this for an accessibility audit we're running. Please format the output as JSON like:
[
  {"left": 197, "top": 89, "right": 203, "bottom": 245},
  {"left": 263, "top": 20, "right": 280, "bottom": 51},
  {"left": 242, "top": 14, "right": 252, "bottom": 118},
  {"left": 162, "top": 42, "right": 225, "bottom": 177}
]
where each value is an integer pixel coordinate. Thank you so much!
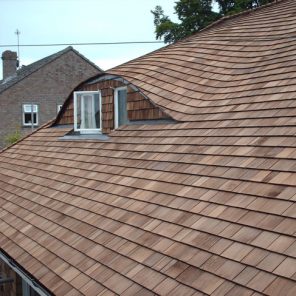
[{"left": 1, "top": 0, "right": 296, "bottom": 295}]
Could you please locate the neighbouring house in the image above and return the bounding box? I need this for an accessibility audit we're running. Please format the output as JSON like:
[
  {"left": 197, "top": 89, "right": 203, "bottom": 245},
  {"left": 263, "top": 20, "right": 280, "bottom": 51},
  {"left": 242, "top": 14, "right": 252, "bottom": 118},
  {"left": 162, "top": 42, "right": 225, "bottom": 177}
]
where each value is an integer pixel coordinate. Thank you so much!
[
  {"left": 0, "top": 47, "right": 102, "bottom": 148},
  {"left": 1, "top": 0, "right": 296, "bottom": 295}
]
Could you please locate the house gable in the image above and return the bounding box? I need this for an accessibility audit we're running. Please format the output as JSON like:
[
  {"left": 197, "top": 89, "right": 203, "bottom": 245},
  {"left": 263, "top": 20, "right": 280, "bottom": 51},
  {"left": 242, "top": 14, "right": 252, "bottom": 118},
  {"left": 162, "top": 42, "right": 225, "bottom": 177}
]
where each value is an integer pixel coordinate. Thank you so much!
[
  {"left": 0, "top": 47, "right": 101, "bottom": 95},
  {"left": 0, "top": 48, "right": 101, "bottom": 148}
]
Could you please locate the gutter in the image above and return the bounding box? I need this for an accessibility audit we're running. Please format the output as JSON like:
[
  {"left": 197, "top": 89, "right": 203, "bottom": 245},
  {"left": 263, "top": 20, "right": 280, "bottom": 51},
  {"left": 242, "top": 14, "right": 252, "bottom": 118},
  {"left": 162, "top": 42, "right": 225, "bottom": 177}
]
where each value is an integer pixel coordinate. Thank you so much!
[{"left": 0, "top": 250, "right": 52, "bottom": 296}]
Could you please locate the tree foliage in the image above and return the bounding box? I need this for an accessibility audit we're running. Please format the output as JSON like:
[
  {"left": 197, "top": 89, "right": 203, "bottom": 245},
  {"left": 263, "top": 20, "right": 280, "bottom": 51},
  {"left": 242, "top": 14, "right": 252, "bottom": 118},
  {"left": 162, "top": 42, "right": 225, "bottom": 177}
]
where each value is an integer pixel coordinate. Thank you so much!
[
  {"left": 217, "top": 0, "right": 274, "bottom": 15},
  {"left": 152, "top": 0, "right": 275, "bottom": 43}
]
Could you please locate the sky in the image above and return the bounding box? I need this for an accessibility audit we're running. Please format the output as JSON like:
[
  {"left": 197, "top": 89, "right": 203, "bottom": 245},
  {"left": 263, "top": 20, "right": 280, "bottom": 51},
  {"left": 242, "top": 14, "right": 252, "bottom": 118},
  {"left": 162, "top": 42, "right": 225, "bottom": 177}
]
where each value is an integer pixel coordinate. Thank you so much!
[{"left": 0, "top": 0, "right": 180, "bottom": 79}]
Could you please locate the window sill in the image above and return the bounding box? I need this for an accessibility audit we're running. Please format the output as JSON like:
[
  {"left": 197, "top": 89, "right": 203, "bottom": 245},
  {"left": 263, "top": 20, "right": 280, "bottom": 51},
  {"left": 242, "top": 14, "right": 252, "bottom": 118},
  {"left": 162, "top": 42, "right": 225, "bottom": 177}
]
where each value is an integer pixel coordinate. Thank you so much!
[
  {"left": 59, "top": 134, "right": 109, "bottom": 141},
  {"left": 77, "top": 129, "right": 101, "bottom": 134},
  {"left": 58, "top": 129, "right": 109, "bottom": 141},
  {"left": 22, "top": 125, "right": 39, "bottom": 128}
]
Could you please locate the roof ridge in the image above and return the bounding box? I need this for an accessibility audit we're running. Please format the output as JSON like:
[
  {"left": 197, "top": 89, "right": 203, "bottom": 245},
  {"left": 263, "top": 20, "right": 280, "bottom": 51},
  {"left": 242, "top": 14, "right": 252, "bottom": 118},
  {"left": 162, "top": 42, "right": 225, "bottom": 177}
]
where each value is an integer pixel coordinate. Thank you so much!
[
  {"left": 109, "top": 0, "right": 283, "bottom": 72},
  {"left": 16, "top": 46, "right": 72, "bottom": 73},
  {"left": 70, "top": 47, "right": 103, "bottom": 72},
  {"left": 194, "top": 0, "right": 285, "bottom": 37},
  {"left": 0, "top": 46, "right": 101, "bottom": 94}
]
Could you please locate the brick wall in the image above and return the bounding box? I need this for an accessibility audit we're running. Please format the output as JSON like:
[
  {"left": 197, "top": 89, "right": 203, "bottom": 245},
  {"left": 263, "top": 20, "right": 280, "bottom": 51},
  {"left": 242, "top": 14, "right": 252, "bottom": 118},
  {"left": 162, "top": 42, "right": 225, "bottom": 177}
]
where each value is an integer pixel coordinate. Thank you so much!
[{"left": 0, "top": 50, "right": 100, "bottom": 148}]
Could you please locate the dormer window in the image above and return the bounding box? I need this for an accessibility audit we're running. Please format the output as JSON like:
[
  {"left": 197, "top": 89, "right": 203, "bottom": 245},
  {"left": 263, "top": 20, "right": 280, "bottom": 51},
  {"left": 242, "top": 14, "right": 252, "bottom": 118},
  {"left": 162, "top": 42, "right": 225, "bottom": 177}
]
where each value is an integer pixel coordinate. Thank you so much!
[
  {"left": 74, "top": 91, "right": 101, "bottom": 134},
  {"left": 114, "top": 87, "right": 129, "bottom": 128}
]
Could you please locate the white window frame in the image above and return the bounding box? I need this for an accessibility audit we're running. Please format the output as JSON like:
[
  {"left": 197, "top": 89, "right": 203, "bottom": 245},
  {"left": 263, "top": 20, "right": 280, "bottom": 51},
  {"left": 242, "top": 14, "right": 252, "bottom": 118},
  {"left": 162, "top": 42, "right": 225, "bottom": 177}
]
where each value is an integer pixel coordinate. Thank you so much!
[
  {"left": 74, "top": 91, "right": 102, "bottom": 134},
  {"left": 57, "top": 104, "right": 63, "bottom": 113},
  {"left": 22, "top": 104, "right": 38, "bottom": 126},
  {"left": 114, "top": 86, "right": 128, "bottom": 129}
]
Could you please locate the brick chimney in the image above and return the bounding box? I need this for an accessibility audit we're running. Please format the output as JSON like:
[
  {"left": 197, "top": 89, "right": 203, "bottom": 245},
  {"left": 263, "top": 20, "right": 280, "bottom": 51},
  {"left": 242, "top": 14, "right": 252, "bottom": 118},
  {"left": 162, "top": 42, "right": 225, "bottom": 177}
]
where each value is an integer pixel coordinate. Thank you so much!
[{"left": 2, "top": 50, "right": 18, "bottom": 79}]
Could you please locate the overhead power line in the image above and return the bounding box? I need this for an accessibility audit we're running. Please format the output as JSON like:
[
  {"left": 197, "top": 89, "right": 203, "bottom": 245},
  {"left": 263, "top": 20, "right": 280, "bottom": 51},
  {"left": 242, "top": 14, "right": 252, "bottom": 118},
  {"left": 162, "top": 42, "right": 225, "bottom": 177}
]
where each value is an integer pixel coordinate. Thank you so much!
[
  {"left": 2, "top": 35, "right": 295, "bottom": 49},
  {"left": 0, "top": 41, "right": 164, "bottom": 48}
]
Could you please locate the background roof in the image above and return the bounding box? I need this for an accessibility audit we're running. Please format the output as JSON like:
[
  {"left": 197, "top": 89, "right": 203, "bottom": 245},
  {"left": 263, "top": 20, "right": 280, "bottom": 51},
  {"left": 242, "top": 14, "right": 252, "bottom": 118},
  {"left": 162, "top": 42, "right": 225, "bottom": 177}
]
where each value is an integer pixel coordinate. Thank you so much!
[{"left": 0, "top": 47, "right": 102, "bottom": 94}]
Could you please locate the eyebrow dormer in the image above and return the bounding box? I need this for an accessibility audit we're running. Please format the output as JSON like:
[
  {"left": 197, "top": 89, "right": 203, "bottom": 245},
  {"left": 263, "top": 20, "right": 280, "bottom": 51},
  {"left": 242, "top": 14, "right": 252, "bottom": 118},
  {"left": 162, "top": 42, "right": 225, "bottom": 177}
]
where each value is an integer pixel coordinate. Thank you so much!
[{"left": 55, "top": 75, "right": 174, "bottom": 134}]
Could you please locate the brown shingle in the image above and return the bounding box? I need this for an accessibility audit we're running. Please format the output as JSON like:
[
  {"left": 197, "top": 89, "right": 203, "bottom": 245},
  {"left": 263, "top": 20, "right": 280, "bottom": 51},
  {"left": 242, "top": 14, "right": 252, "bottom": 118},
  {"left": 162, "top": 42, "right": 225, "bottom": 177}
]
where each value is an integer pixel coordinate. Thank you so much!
[
  {"left": 273, "top": 257, "right": 296, "bottom": 278},
  {"left": 246, "top": 271, "right": 276, "bottom": 292},
  {"left": 1, "top": 0, "right": 296, "bottom": 295}
]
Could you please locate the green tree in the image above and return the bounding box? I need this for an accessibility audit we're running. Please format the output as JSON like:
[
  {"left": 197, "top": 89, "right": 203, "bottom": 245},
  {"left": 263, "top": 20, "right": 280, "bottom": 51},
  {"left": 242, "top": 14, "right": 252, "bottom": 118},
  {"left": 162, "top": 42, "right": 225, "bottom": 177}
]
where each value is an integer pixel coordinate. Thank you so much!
[
  {"left": 152, "top": 0, "right": 275, "bottom": 43},
  {"left": 216, "top": 0, "right": 274, "bottom": 15}
]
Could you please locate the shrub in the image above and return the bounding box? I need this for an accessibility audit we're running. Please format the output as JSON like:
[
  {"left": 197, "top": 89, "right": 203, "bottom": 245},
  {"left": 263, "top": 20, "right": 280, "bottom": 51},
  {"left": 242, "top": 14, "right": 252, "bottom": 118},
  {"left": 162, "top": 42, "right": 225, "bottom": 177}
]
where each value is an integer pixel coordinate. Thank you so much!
[{"left": 4, "top": 128, "right": 22, "bottom": 146}]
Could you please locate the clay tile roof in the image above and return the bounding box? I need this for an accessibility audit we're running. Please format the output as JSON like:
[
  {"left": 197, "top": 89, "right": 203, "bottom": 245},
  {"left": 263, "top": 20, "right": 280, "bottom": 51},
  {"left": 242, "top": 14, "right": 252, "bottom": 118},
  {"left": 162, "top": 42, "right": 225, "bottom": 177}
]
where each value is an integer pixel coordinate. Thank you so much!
[{"left": 1, "top": 0, "right": 296, "bottom": 295}]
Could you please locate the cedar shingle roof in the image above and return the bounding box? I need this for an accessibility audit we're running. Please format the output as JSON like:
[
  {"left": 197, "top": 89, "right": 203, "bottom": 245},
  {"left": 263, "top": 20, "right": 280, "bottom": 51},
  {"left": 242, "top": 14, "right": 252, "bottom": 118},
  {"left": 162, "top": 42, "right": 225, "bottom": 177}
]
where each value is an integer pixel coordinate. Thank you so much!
[
  {"left": 110, "top": 0, "right": 296, "bottom": 122},
  {"left": 0, "top": 46, "right": 102, "bottom": 94},
  {"left": 1, "top": 0, "right": 296, "bottom": 295}
]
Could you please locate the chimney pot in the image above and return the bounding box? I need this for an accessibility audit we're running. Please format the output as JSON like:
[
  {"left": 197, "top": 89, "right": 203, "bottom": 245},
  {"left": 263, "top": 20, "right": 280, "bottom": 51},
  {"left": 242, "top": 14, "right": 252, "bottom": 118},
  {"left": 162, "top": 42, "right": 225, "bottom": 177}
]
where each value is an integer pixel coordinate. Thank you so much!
[{"left": 2, "top": 50, "right": 18, "bottom": 80}]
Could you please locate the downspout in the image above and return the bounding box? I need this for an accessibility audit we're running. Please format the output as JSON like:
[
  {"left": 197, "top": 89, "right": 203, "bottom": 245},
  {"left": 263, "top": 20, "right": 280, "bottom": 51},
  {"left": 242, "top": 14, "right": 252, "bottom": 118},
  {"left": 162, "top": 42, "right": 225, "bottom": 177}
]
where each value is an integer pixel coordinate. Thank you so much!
[{"left": 0, "top": 250, "right": 52, "bottom": 296}]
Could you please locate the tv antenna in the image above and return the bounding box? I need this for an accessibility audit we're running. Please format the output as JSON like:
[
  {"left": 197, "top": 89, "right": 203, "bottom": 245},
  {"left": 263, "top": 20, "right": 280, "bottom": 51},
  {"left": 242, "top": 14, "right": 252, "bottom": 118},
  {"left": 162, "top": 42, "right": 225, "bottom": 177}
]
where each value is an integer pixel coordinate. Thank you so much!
[{"left": 15, "top": 29, "right": 20, "bottom": 68}]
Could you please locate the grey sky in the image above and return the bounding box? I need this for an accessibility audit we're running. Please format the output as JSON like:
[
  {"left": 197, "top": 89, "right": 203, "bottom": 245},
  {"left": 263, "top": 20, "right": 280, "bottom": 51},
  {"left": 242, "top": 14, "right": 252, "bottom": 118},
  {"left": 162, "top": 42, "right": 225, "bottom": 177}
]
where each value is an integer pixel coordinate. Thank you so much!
[{"left": 0, "top": 0, "right": 178, "bottom": 79}]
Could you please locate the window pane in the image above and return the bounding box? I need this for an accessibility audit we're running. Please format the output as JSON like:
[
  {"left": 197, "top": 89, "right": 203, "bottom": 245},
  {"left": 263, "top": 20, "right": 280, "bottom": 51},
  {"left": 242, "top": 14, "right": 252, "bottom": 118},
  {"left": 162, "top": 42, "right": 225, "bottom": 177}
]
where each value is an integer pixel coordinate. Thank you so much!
[
  {"left": 117, "top": 89, "right": 128, "bottom": 126},
  {"left": 24, "top": 112, "right": 37, "bottom": 125},
  {"left": 74, "top": 91, "right": 100, "bottom": 132},
  {"left": 76, "top": 94, "right": 82, "bottom": 129},
  {"left": 82, "top": 94, "right": 94, "bottom": 129},
  {"left": 23, "top": 105, "right": 31, "bottom": 113},
  {"left": 23, "top": 105, "right": 37, "bottom": 112},
  {"left": 94, "top": 93, "right": 100, "bottom": 129},
  {"left": 33, "top": 113, "right": 37, "bottom": 124},
  {"left": 24, "top": 113, "right": 32, "bottom": 124}
]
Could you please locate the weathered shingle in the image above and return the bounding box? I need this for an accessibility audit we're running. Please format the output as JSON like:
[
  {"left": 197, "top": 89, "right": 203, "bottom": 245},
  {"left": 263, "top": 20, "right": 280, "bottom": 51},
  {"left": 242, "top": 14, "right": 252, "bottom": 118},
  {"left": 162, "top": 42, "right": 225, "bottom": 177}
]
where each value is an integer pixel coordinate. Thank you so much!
[{"left": 0, "top": 0, "right": 296, "bottom": 295}]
